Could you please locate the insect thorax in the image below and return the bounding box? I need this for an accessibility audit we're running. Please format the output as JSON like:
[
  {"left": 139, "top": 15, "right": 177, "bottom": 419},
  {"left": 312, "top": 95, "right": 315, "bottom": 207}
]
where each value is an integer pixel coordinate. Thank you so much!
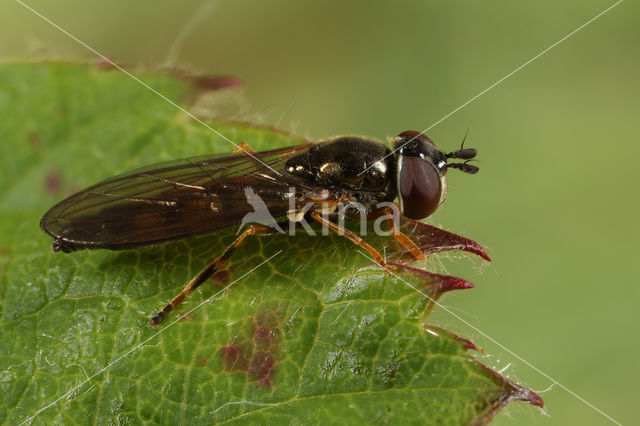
[{"left": 285, "top": 136, "right": 397, "bottom": 198}]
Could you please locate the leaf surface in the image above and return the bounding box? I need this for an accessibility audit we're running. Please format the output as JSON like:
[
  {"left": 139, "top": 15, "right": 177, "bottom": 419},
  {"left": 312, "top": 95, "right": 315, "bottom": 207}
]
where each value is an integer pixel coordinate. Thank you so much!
[{"left": 0, "top": 62, "right": 541, "bottom": 425}]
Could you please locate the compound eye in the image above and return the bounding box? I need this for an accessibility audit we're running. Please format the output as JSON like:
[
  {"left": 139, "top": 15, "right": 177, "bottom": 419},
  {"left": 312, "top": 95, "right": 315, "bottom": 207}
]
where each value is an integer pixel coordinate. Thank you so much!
[
  {"left": 397, "top": 130, "right": 436, "bottom": 147},
  {"left": 399, "top": 156, "right": 442, "bottom": 220}
]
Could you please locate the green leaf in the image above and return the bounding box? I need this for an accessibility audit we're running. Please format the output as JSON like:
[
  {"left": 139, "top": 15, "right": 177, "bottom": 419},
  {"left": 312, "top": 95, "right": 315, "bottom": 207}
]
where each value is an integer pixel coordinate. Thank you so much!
[{"left": 0, "top": 62, "right": 541, "bottom": 425}]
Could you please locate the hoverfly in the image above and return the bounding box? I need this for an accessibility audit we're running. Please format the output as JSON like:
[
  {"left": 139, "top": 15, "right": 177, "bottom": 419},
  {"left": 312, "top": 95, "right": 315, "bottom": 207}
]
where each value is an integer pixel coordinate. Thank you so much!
[{"left": 40, "top": 130, "right": 478, "bottom": 328}]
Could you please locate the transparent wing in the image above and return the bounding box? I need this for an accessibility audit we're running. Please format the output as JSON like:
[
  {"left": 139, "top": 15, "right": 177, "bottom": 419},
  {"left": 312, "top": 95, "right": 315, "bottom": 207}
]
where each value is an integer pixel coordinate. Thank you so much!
[{"left": 41, "top": 144, "right": 314, "bottom": 250}]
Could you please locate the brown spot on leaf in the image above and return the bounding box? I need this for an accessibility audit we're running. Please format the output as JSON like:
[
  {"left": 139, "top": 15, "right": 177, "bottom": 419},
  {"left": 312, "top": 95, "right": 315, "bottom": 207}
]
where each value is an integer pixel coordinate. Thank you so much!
[
  {"left": 248, "top": 350, "right": 275, "bottom": 387},
  {"left": 253, "top": 327, "right": 278, "bottom": 350},
  {"left": 96, "top": 58, "right": 117, "bottom": 69},
  {"left": 44, "top": 170, "right": 62, "bottom": 194},
  {"left": 189, "top": 75, "right": 243, "bottom": 92},
  {"left": 199, "top": 359, "right": 207, "bottom": 367},
  {"left": 27, "top": 132, "right": 41, "bottom": 147},
  {"left": 220, "top": 344, "right": 250, "bottom": 371},
  {"left": 211, "top": 269, "right": 231, "bottom": 285},
  {"left": 171, "top": 69, "right": 243, "bottom": 92},
  {"left": 219, "top": 306, "right": 285, "bottom": 388}
]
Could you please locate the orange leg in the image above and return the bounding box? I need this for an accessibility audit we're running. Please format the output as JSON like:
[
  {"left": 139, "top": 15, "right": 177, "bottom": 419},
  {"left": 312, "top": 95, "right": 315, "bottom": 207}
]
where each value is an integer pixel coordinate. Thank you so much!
[
  {"left": 391, "top": 231, "right": 425, "bottom": 261},
  {"left": 370, "top": 206, "right": 425, "bottom": 261},
  {"left": 149, "top": 224, "right": 270, "bottom": 328},
  {"left": 232, "top": 141, "right": 255, "bottom": 155},
  {"left": 310, "top": 211, "right": 392, "bottom": 271}
]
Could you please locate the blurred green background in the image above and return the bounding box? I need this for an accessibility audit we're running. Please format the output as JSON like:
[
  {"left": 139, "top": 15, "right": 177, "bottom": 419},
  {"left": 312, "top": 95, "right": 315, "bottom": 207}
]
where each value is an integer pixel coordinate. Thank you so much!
[{"left": 1, "top": 0, "right": 637, "bottom": 424}]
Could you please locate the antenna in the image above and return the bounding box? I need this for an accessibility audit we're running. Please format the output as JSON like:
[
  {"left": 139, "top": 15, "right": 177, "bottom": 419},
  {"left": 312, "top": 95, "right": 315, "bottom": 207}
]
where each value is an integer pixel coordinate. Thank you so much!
[{"left": 447, "top": 161, "right": 479, "bottom": 174}]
